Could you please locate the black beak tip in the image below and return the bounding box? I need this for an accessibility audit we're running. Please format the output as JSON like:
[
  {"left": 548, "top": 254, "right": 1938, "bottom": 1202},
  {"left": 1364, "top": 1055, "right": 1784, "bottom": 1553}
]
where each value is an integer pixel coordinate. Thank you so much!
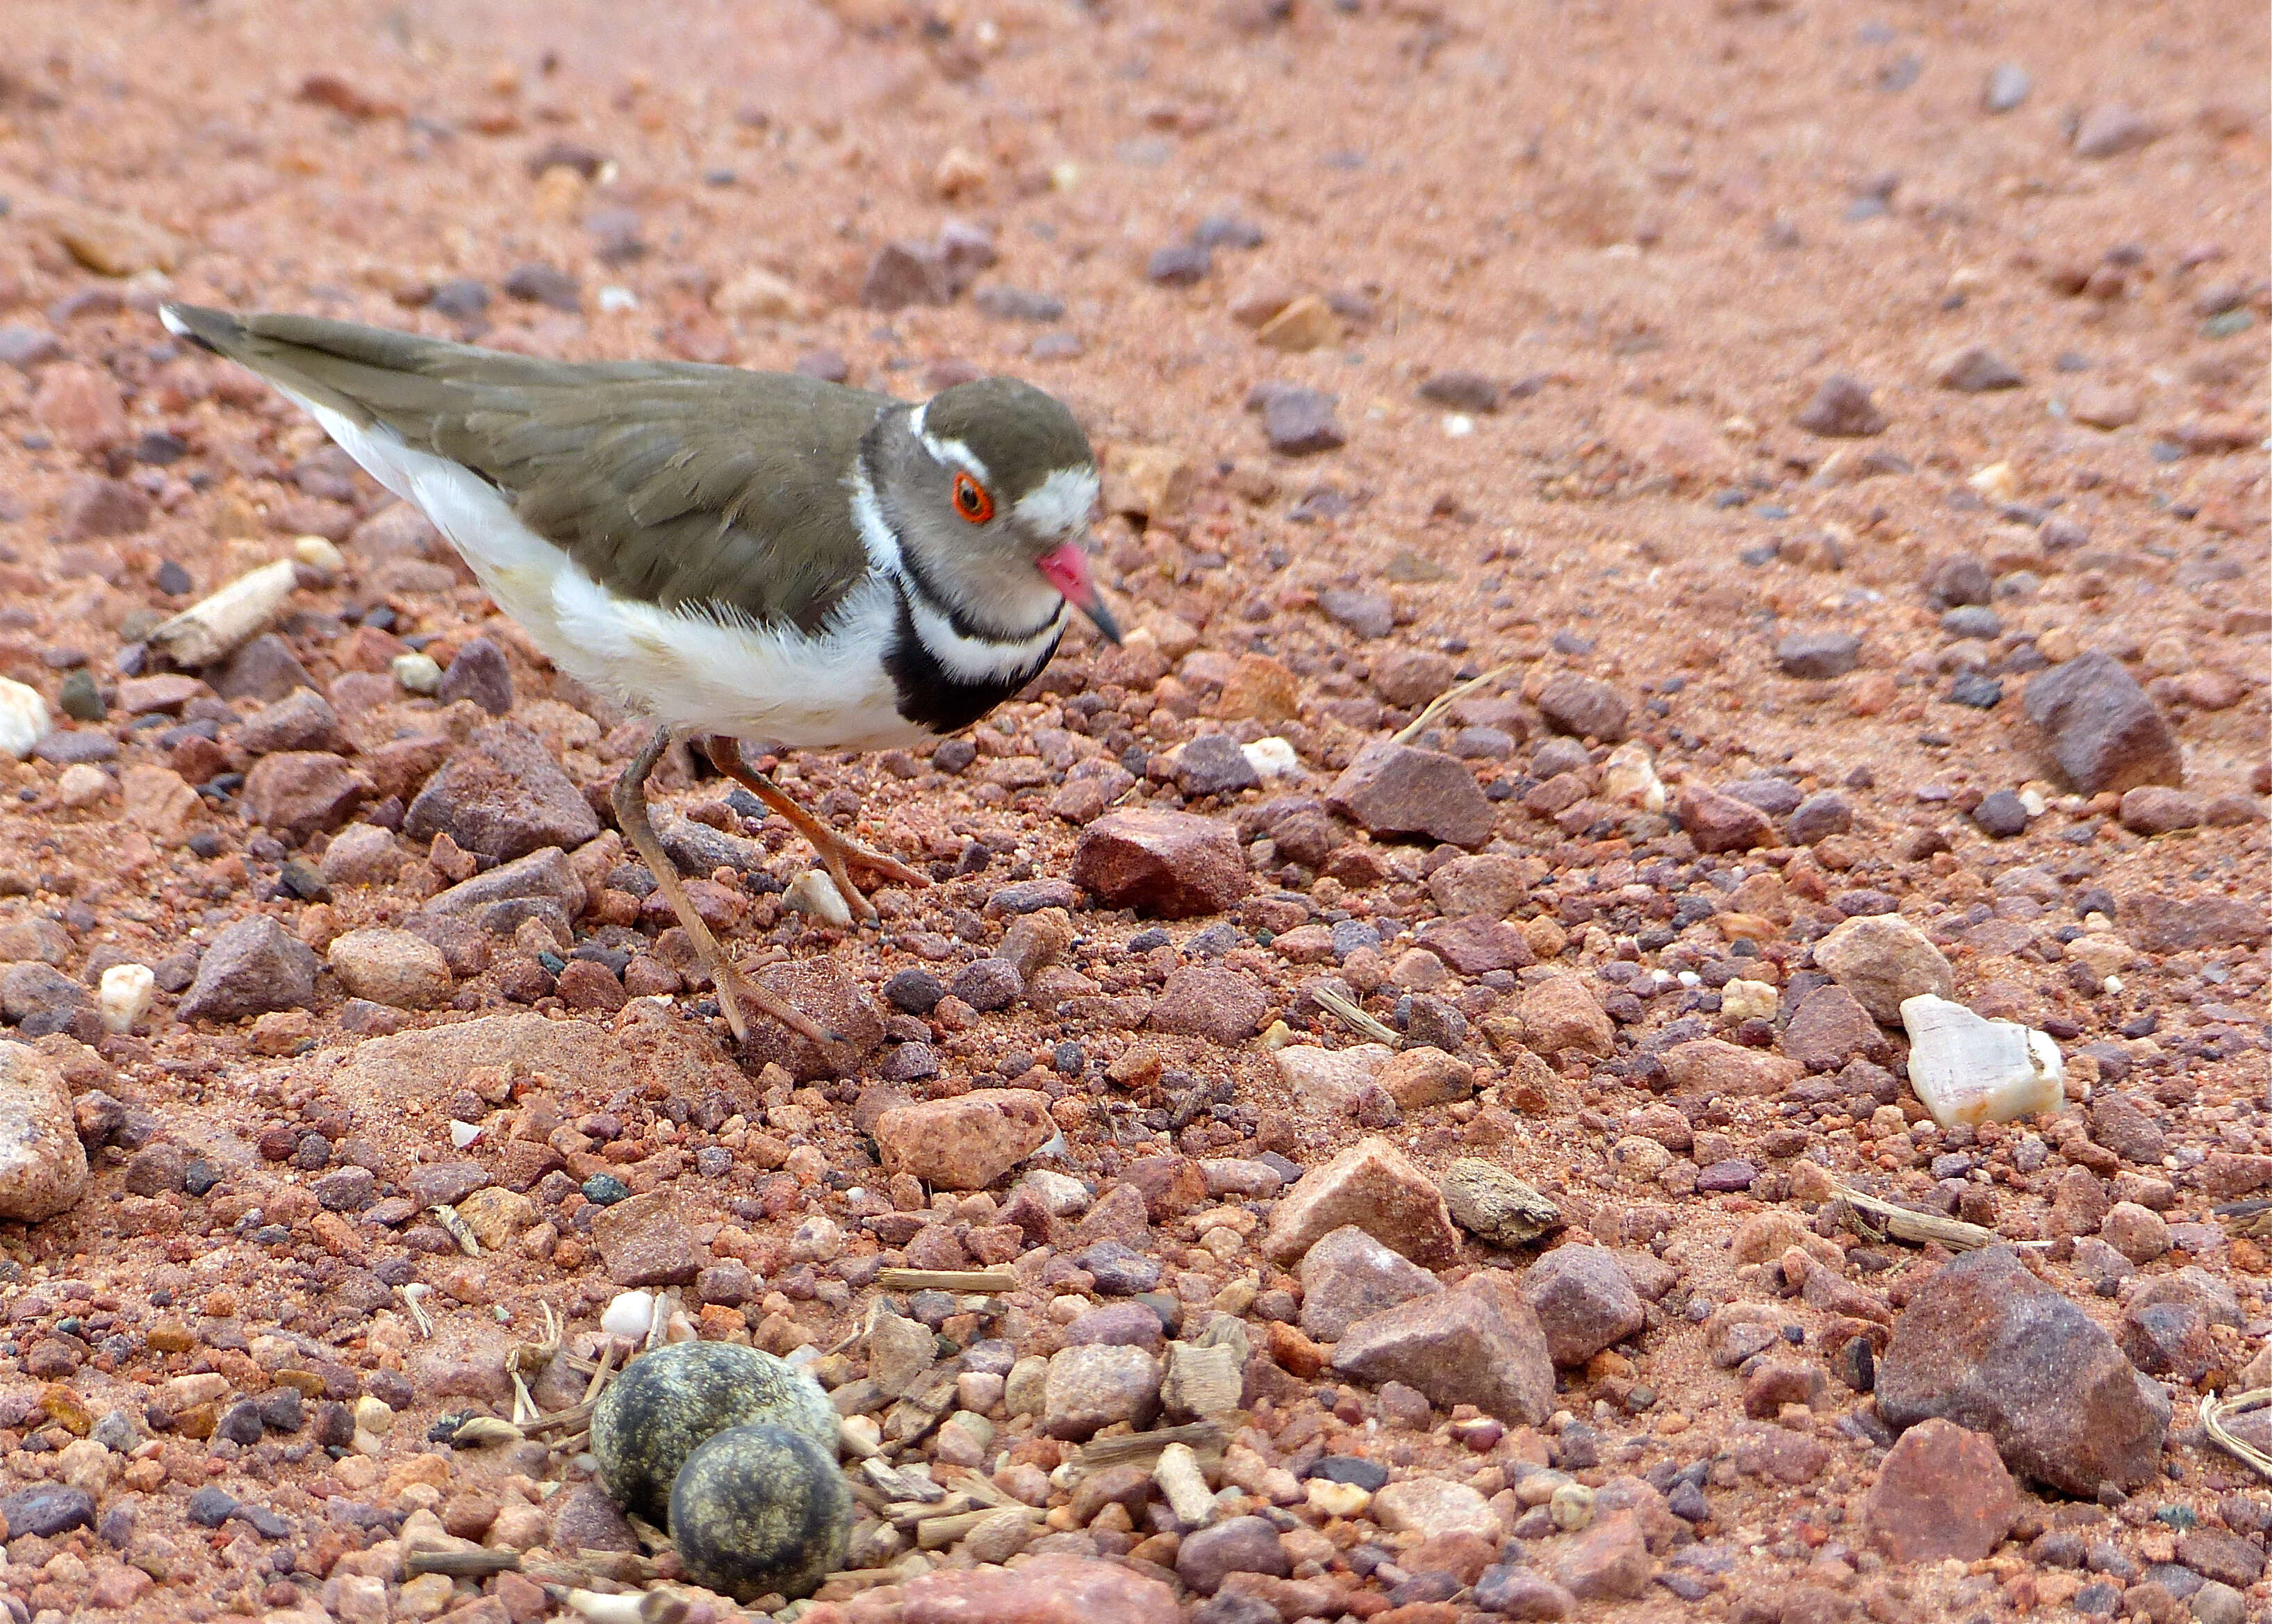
[{"left": 1087, "top": 599, "right": 1123, "bottom": 645}]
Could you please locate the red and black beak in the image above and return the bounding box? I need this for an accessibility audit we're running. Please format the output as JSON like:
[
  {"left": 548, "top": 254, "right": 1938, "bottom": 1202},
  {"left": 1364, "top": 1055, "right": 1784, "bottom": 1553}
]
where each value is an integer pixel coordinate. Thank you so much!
[{"left": 1037, "top": 541, "right": 1122, "bottom": 644}]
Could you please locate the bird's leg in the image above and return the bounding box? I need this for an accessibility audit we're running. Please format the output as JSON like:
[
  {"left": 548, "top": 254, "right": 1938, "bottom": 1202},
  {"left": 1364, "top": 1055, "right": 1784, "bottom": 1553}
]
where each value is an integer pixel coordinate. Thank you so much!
[
  {"left": 613, "top": 724, "right": 833, "bottom": 1047},
  {"left": 706, "top": 737, "right": 930, "bottom": 925}
]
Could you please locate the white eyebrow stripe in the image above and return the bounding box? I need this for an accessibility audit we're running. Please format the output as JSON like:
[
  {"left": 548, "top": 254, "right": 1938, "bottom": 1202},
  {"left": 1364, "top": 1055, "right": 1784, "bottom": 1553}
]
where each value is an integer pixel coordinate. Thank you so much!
[{"left": 921, "top": 432, "right": 992, "bottom": 486}]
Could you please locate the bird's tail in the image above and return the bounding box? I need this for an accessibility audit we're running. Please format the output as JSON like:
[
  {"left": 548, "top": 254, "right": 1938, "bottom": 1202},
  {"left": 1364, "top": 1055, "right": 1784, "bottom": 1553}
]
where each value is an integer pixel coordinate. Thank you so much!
[{"left": 158, "top": 301, "right": 561, "bottom": 431}]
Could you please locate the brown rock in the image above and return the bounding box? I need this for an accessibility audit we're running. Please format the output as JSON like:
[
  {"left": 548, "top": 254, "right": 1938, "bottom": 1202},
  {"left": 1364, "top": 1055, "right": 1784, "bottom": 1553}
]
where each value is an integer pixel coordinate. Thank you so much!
[
  {"left": 1677, "top": 783, "right": 1774, "bottom": 853},
  {"left": 1731, "top": 1422, "right": 1829, "bottom": 1484},
  {"left": 1426, "top": 854, "right": 1532, "bottom": 918},
  {"left": 243, "top": 751, "right": 367, "bottom": 842},
  {"left": 1372, "top": 648, "right": 1457, "bottom": 709},
  {"left": 33, "top": 364, "right": 126, "bottom": 452},
  {"left": 58, "top": 477, "right": 150, "bottom": 541},
  {"left": 1864, "top": 1417, "right": 2020, "bottom": 1562},
  {"left": 1263, "top": 1137, "right": 1460, "bottom": 1266},
  {"left": 1376, "top": 1048, "right": 1474, "bottom": 1109},
  {"left": 2123, "top": 890, "right": 2266, "bottom": 954},
  {"left": 1415, "top": 915, "right": 1535, "bottom": 975},
  {"left": 1553, "top": 1510, "right": 1653, "bottom": 1600},
  {"left": 1298, "top": 1223, "right": 1442, "bottom": 1341},
  {"left": 1522, "top": 1244, "right": 1645, "bottom": 1366},
  {"left": 0, "top": 1043, "right": 90, "bottom": 1221},
  {"left": 1327, "top": 740, "right": 1495, "bottom": 847},
  {"left": 2177, "top": 1529, "right": 2266, "bottom": 1590},
  {"left": 1071, "top": 809, "right": 1249, "bottom": 918},
  {"left": 1875, "top": 1246, "right": 2170, "bottom": 1495},
  {"left": 1795, "top": 374, "right": 1888, "bottom": 438},
  {"left": 1216, "top": 654, "right": 1301, "bottom": 723},
  {"left": 873, "top": 1091, "right": 1055, "bottom": 1191},
  {"left": 1147, "top": 965, "right": 1269, "bottom": 1043},
  {"left": 2070, "top": 383, "right": 2140, "bottom": 431},
  {"left": 2117, "top": 785, "right": 2205, "bottom": 834},
  {"left": 1519, "top": 975, "right": 1615, "bottom": 1057},
  {"left": 893, "top": 1554, "right": 1180, "bottom": 1624},
  {"left": 327, "top": 929, "right": 452, "bottom": 1010},
  {"left": 743, "top": 958, "right": 885, "bottom": 1080},
  {"left": 1661, "top": 1038, "right": 1802, "bottom": 1096},
  {"left": 179, "top": 915, "right": 319, "bottom": 1022},
  {"left": 1813, "top": 913, "right": 1956, "bottom": 1024},
  {"left": 1121, "top": 1155, "right": 1208, "bottom": 1221},
  {"left": 404, "top": 722, "right": 602, "bottom": 862},
  {"left": 420, "top": 847, "right": 588, "bottom": 934},
  {"left": 1332, "top": 1270, "right": 1555, "bottom": 1425},
  {"left": 1043, "top": 1343, "right": 1162, "bottom": 1441},
  {"left": 1535, "top": 673, "right": 1629, "bottom": 743},
  {"left": 2023, "top": 652, "right": 2183, "bottom": 795},
  {"left": 590, "top": 1191, "right": 699, "bottom": 1286},
  {"left": 1781, "top": 985, "right": 1890, "bottom": 1071}
]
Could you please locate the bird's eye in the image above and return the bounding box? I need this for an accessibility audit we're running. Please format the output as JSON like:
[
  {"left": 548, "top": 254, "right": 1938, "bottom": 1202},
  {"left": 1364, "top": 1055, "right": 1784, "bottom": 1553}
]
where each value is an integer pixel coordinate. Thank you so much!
[{"left": 952, "top": 472, "right": 994, "bottom": 524}]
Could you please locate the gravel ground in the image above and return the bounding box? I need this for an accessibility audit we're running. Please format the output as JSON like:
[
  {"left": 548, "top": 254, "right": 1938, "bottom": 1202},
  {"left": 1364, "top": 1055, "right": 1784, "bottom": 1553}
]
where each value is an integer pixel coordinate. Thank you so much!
[{"left": 0, "top": 1, "right": 2264, "bottom": 1622}]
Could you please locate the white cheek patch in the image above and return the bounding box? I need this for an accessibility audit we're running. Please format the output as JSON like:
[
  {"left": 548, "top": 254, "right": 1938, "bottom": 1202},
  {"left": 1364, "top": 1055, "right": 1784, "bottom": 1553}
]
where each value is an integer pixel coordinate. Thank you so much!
[{"left": 1016, "top": 465, "right": 1100, "bottom": 540}]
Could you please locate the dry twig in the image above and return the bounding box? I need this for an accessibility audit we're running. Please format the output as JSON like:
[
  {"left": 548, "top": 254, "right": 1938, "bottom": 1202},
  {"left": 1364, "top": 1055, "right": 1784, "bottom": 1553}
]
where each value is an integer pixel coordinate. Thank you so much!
[
  {"left": 1310, "top": 984, "right": 1400, "bottom": 1047},
  {"left": 1829, "top": 1182, "right": 2041, "bottom": 1252},
  {"left": 874, "top": 1267, "right": 1020, "bottom": 1294},
  {"left": 1392, "top": 662, "right": 1515, "bottom": 746},
  {"left": 2200, "top": 1388, "right": 2272, "bottom": 1483}
]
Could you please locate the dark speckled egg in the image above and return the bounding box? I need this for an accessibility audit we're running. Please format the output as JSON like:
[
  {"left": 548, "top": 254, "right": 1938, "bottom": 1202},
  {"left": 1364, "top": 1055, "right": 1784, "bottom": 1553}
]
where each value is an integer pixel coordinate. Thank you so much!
[
  {"left": 589, "top": 1341, "right": 838, "bottom": 1526},
  {"left": 669, "top": 1423, "right": 853, "bottom": 1602}
]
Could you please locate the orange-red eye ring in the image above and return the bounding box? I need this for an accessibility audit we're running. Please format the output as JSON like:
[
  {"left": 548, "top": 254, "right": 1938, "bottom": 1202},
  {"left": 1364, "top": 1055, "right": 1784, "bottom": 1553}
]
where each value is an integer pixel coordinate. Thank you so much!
[{"left": 952, "top": 471, "right": 994, "bottom": 524}]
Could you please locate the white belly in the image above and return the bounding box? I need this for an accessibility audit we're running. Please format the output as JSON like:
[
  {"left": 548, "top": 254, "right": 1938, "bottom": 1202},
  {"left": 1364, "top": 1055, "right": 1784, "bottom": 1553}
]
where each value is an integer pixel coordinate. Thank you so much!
[{"left": 299, "top": 398, "right": 937, "bottom": 752}]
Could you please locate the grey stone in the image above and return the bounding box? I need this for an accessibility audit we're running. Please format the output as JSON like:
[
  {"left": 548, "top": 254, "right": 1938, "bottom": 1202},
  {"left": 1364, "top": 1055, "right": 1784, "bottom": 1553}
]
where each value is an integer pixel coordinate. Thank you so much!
[
  {"left": 1521, "top": 1244, "right": 1645, "bottom": 1366},
  {"left": 1795, "top": 374, "right": 1888, "bottom": 438},
  {"left": 1176, "top": 1516, "right": 1289, "bottom": 1595},
  {"left": 436, "top": 636, "right": 513, "bottom": 715},
  {"left": 404, "top": 722, "right": 600, "bottom": 862},
  {"left": 2023, "top": 651, "right": 2183, "bottom": 795},
  {"left": 1875, "top": 1246, "right": 2169, "bottom": 1495},
  {"left": 1536, "top": 673, "right": 1629, "bottom": 743},
  {"left": 1297, "top": 1224, "right": 1442, "bottom": 1341},
  {"left": 177, "top": 916, "right": 318, "bottom": 1022},
  {"left": 1776, "top": 630, "right": 1861, "bottom": 679}
]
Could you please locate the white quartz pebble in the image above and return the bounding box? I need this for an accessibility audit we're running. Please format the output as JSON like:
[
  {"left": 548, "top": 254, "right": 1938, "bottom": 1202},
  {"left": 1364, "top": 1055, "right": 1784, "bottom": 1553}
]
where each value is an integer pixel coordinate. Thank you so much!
[{"left": 1900, "top": 993, "right": 2065, "bottom": 1128}]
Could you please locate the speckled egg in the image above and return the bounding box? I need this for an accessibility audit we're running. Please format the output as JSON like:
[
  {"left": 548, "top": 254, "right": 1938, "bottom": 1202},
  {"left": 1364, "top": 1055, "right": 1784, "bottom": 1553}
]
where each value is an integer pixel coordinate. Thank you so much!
[
  {"left": 589, "top": 1341, "right": 838, "bottom": 1525},
  {"left": 668, "top": 1423, "right": 853, "bottom": 1602}
]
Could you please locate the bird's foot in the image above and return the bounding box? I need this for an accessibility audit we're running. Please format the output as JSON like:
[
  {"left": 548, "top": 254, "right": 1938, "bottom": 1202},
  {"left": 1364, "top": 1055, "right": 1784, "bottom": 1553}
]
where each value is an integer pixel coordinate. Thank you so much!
[
  {"left": 708, "top": 956, "right": 837, "bottom": 1050},
  {"left": 805, "top": 825, "right": 930, "bottom": 925}
]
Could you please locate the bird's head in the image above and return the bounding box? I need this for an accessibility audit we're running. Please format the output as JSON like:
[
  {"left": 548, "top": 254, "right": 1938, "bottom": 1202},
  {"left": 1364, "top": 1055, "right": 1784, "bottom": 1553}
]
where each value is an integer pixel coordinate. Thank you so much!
[{"left": 868, "top": 376, "right": 1120, "bottom": 644}]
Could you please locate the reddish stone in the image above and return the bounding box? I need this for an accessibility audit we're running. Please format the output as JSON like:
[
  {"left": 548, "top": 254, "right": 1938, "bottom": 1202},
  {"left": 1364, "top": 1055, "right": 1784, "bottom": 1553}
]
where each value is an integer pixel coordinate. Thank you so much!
[
  {"left": 1331, "top": 1270, "right": 1554, "bottom": 1425},
  {"left": 1121, "top": 1155, "right": 1208, "bottom": 1220},
  {"left": 1328, "top": 740, "right": 1494, "bottom": 847},
  {"left": 872, "top": 1091, "right": 1054, "bottom": 1191},
  {"left": 2023, "top": 651, "right": 2182, "bottom": 795},
  {"left": 894, "top": 1555, "right": 1183, "bottom": 1624},
  {"left": 1864, "top": 1417, "right": 2020, "bottom": 1562},
  {"left": 1146, "top": 963, "right": 1269, "bottom": 1043},
  {"left": 1071, "top": 809, "right": 1250, "bottom": 918},
  {"left": 58, "top": 477, "right": 151, "bottom": 541},
  {"left": 1553, "top": 1509, "right": 1653, "bottom": 1600},
  {"left": 1415, "top": 914, "right": 1536, "bottom": 975},
  {"left": 588, "top": 1191, "right": 699, "bottom": 1286},
  {"left": 1262, "top": 1137, "right": 1460, "bottom": 1266},
  {"left": 243, "top": 751, "right": 367, "bottom": 842},
  {"left": 1875, "top": 1246, "right": 2170, "bottom": 1495},
  {"left": 1677, "top": 782, "right": 1773, "bottom": 852}
]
